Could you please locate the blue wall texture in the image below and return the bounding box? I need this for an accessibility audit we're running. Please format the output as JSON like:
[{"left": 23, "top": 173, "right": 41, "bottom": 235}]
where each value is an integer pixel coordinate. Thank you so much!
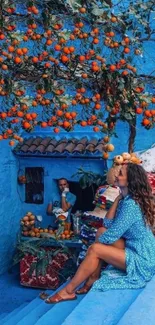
[{"left": 0, "top": 141, "right": 22, "bottom": 274}]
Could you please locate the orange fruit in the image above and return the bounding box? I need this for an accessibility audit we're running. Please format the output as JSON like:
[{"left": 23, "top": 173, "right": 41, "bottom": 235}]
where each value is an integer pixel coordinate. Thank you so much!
[
  {"left": 54, "top": 44, "right": 61, "bottom": 51},
  {"left": 142, "top": 118, "right": 150, "bottom": 126},
  {"left": 111, "top": 16, "right": 117, "bottom": 22},
  {"left": 61, "top": 55, "right": 69, "bottom": 63},
  {"left": 72, "top": 99, "right": 77, "bottom": 105},
  {"left": 103, "top": 152, "right": 109, "bottom": 159},
  {"left": 32, "top": 100, "right": 37, "bottom": 106},
  {"left": 23, "top": 121, "right": 31, "bottom": 129},
  {"left": 81, "top": 121, "right": 87, "bottom": 127},
  {"left": 46, "top": 39, "right": 52, "bottom": 46},
  {"left": 41, "top": 122, "right": 47, "bottom": 128},
  {"left": 124, "top": 37, "right": 130, "bottom": 44},
  {"left": 31, "top": 112, "right": 37, "bottom": 119},
  {"left": 33, "top": 228, "right": 39, "bottom": 233},
  {"left": 79, "top": 55, "right": 85, "bottom": 61},
  {"left": 9, "top": 140, "right": 15, "bottom": 146},
  {"left": 151, "top": 97, "right": 155, "bottom": 103},
  {"left": 54, "top": 127, "right": 60, "bottom": 133},
  {"left": 124, "top": 47, "right": 130, "bottom": 54},
  {"left": 110, "top": 64, "right": 116, "bottom": 71},
  {"left": 79, "top": 7, "right": 86, "bottom": 13},
  {"left": 93, "top": 126, "right": 99, "bottom": 132},
  {"left": 136, "top": 107, "right": 143, "bottom": 114},
  {"left": 82, "top": 73, "right": 88, "bottom": 79},
  {"left": 63, "top": 121, "right": 70, "bottom": 128},
  {"left": 106, "top": 144, "right": 114, "bottom": 152},
  {"left": 32, "top": 57, "right": 39, "bottom": 63},
  {"left": 2, "top": 64, "right": 8, "bottom": 70},
  {"left": 95, "top": 103, "right": 101, "bottom": 110},
  {"left": 8, "top": 46, "right": 15, "bottom": 53},
  {"left": 93, "top": 38, "right": 99, "bottom": 44},
  {"left": 103, "top": 136, "right": 110, "bottom": 143}
]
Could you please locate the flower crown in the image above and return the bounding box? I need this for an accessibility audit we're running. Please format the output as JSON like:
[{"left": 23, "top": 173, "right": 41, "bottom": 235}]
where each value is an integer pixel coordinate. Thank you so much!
[{"left": 113, "top": 152, "right": 142, "bottom": 166}]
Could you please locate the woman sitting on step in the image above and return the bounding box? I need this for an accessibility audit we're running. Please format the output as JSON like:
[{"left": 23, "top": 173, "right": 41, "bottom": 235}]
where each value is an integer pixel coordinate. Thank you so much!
[{"left": 45, "top": 163, "right": 155, "bottom": 304}]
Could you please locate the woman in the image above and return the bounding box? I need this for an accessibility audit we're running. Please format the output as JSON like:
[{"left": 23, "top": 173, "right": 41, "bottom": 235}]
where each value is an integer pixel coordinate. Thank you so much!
[{"left": 45, "top": 163, "right": 155, "bottom": 303}]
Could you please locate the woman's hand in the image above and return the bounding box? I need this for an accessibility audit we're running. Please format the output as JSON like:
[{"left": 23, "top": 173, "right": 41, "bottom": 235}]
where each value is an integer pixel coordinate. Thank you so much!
[{"left": 115, "top": 193, "right": 123, "bottom": 202}]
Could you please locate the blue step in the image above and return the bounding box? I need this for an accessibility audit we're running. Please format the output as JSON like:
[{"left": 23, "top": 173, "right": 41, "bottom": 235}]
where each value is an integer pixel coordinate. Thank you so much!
[
  {"left": 4, "top": 281, "right": 69, "bottom": 325},
  {"left": 35, "top": 294, "right": 84, "bottom": 325},
  {"left": 62, "top": 288, "right": 142, "bottom": 325},
  {"left": 0, "top": 313, "right": 8, "bottom": 322},
  {"left": 3, "top": 292, "right": 46, "bottom": 325},
  {"left": 117, "top": 275, "right": 155, "bottom": 325},
  {"left": 1, "top": 303, "right": 27, "bottom": 324},
  {"left": 16, "top": 280, "right": 84, "bottom": 325}
]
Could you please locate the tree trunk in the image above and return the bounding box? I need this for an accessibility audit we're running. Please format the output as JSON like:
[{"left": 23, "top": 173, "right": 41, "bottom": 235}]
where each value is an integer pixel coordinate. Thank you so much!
[{"left": 128, "top": 117, "right": 136, "bottom": 153}]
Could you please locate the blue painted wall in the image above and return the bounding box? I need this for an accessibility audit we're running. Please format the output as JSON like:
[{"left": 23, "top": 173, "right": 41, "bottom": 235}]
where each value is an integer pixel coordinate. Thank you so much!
[{"left": 0, "top": 140, "right": 22, "bottom": 274}]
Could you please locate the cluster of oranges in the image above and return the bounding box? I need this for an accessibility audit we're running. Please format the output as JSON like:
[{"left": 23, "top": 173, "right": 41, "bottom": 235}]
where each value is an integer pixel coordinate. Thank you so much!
[
  {"left": 60, "top": 230, "right": 74, "bottom": 240},
  {"left": 23, "top": 228, "right": 55, "bottom": 238},
  {"left": 0, "top": 2, "right": 155, "bottom": 148},
  {"left": 21, "top": 212, "right": 36, "bottom": 236}
]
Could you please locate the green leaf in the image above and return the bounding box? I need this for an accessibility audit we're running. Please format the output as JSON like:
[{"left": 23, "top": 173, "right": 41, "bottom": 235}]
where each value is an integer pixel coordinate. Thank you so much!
[{"left": 29, "top": 262, "right": 37, "bottom": 277}]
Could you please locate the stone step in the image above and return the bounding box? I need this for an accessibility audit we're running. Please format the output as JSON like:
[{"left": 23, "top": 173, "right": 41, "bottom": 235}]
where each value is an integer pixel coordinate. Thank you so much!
[
  {"left": 0, "top": 313, "right": 8, "bottom": 322},
  {"left": 3, "top": 293, "right": 47, "bottom": 325},
  {"left": 0, "top": 303, "right": 27, "bottom": 324},
  {"left": 117, "top": 275, "right": 155, "bottom": 325},
  {"left": 35, "top": 294, "right": 84, "bottom": 325},
  {"left": 62, "top": 288, "right": 142, "bottom": 325},
  {"left": 4, "top": 281, "right": 69, "bottom": 325}
]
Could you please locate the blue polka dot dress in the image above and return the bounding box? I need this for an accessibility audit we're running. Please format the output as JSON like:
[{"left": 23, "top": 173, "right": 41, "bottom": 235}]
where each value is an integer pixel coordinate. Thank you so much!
[{"left": 91, "top": 195, "right": 155, "bottom": 291}]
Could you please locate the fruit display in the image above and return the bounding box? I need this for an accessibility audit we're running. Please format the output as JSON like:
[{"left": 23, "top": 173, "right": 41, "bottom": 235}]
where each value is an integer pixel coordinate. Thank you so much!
[{"left": 20, "top": 213, "right": 74, "bottom": 240}]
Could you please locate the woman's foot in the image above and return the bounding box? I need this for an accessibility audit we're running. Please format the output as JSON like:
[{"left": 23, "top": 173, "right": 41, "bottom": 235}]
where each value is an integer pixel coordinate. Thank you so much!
[
  {"left": 76, "top": 284, "right": 91, "bottom": 295},
  {"left": 45, "top": 288, "right": 76, "bottom": 304}
]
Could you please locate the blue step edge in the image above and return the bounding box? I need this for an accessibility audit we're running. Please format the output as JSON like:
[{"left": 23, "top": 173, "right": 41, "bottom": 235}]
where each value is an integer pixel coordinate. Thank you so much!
[
  {"left": 1, "top": 303, "right": 27, "bottom": 324},
  {"left": 35, "top": 294, "right": 85, "bottom": 325},
  {"left": 0, "top": 313, "right": 8, "bottom": 322},
  {"left": 62, "top": 288, "right": 142, "bottom": 325},
  {"left": 3, "top": 280, "right": 69, "bottom": 325},
  {"left": 118, "top": 275, "right": 155, "bottom": 325}
]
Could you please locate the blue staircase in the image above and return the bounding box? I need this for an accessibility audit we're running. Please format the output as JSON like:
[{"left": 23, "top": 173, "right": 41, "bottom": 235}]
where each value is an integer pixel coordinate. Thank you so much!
[{"left": 0, "top": 276, "right": 155, "bottom": 325}]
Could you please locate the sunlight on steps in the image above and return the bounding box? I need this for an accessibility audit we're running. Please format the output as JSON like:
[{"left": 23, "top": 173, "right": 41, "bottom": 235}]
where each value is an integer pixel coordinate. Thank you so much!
[{"left": 0, "top": 276, "right": 155, "bottom": 325}]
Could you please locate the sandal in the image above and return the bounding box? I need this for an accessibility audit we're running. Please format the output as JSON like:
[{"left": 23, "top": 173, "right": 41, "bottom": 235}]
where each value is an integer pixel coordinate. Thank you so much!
[
  {"left": 76, "top": 284, "right": 91, "bottom": 295},
  {"left": 45, "top": 292, "right": 77, "bottom": 304},
  {"left": 39, "top": 292, "right": 50, "bottom": 300}
]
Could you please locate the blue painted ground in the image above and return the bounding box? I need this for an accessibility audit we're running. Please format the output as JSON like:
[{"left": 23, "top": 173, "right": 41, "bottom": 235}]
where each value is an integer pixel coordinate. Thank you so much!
[{"left": 0, "top": 266, "right": 42, "bottom": 315}]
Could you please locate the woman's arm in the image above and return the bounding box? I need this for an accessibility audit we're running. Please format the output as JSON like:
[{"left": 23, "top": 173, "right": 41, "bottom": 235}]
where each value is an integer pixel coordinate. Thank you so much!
[{"left": 98, "top": 198, "right": 141, "bottom": 244}]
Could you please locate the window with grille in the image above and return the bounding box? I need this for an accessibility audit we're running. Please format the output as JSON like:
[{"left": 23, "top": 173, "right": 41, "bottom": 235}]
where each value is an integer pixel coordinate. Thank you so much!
[{"left": 25, "top": 167, "right": 44, "bottom": 204}]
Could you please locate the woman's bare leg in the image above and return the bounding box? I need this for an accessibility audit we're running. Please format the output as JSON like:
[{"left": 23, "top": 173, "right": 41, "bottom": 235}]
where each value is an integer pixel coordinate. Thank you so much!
[
  {"left": 47, "top": 242, "right": 126, "bottom": 302},
  {"left": 80, "top": 227, "right": 125, "bottom": 290}
]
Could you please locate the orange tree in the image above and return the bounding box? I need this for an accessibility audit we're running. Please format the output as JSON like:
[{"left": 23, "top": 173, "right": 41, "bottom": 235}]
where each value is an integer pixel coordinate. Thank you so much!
[{"left": 0, "top": 0, "right": 155, "bottom": 155}]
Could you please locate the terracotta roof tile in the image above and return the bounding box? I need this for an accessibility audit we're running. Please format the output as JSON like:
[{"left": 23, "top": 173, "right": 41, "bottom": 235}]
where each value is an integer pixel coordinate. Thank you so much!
[{"left": 14, "top": 136, "right": 107, "bottom": 157}]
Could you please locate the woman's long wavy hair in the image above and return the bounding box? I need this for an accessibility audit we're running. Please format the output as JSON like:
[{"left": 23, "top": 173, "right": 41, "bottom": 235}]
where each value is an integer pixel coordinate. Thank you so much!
[{"left": 127, "top": 163, "right": 155, "bottom": 228}]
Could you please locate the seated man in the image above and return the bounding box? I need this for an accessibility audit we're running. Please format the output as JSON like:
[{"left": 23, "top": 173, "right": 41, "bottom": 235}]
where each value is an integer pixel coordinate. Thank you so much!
[{"left": 47, "top": 178, "right": 76, "bottom": 225}]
